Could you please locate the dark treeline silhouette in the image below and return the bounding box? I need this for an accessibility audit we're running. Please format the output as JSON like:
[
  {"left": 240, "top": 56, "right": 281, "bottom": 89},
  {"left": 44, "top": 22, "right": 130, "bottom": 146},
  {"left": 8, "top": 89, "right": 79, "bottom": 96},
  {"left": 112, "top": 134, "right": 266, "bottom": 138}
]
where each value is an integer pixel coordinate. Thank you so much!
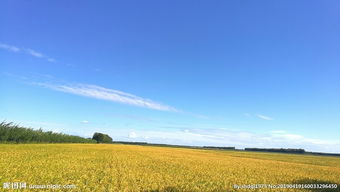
[
  {"left": 203, "top": 146, "right": 235, "bottom": 150},
  {"left": 92, "top": 132, "right": 113, "bottom": 143},
  {"left": 306, "top": 152, "right": 340, "bottom": 157},
  {"left": 113, "top": 141, "right": 236, "bottom": 150},
  {"left": 113, "top": 141, "right": 148, "bottom": 145},
  {"left": 113, "top": 141, "right": 201, "bottom": 149},
  {"left": 0, "top": 122, "right": 95, "bottom": 143},
  {"left": 245, "top": 148, "right": 305, "bottom": 154}
]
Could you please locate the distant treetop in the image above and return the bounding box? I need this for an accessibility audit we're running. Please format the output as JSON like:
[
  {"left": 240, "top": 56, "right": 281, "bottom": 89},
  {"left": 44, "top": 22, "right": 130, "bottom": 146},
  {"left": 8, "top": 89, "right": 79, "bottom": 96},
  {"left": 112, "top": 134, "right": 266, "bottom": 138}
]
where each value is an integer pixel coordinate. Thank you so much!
[{"left": 92, "top": 132, "right": 113, "bottom": 143}]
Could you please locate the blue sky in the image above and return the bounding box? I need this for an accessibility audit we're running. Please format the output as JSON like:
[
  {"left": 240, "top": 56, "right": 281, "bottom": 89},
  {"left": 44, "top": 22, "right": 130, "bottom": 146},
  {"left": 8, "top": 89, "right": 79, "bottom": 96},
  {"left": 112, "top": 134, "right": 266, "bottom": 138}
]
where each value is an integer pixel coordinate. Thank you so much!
[{"left": 1, "top": 0, "right": 340, "bottom": 152}]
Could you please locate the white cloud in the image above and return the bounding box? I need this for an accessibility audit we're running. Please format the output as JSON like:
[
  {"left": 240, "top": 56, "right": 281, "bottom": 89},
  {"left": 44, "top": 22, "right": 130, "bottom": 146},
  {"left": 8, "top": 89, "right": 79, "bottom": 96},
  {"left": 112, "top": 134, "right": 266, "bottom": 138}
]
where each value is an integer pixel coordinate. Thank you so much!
[
  {"left": 0, "top": 42, "right": 55, "bottom": 62},
  {"left": 0, "top": 43, "right": 20, "bottom": 52},
  {"left": 25, "top": 48, "right": 44, "bottom": 58},
  {"left": 81, "top": 120, "right": 89, "bottom": 124},
  {"left": 25, "top": 48, "right": 55, "bottom": 62},
  {"left": 129, "top": 131, "right": 137, "bottom": 138},
  {"left": 257, "top": 114, "right": 273, "bottom": 120},
  {"left": 37, "top": 83, "right": 177, "bottom": 112},
  {"left": 270, "top": 130, "right": 286, "bottom": 134},
  {"left": 120, "top": 128, "right": 340, "bottom": 153},
  {"left": 47, "top": 58, "right": 56, "bottom": 62}
]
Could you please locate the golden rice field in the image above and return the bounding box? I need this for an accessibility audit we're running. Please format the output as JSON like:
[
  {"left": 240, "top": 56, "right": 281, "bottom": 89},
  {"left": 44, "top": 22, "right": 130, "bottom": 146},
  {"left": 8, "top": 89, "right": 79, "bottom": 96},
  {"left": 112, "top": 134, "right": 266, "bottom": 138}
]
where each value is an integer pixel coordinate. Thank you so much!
[{"left": 0, "top": 144, "right": 339, "bottom": 192}]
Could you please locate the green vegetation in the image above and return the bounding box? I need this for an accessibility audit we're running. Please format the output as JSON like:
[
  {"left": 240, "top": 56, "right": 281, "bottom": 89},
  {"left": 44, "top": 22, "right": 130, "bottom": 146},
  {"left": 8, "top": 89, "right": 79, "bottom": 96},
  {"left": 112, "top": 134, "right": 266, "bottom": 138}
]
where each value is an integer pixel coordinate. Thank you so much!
[
  {"left": 92, "top": 132, "right": 113, "bottom": 143},
  {"left": 0, "top": 122, "right": 95, "bottom": 143}
]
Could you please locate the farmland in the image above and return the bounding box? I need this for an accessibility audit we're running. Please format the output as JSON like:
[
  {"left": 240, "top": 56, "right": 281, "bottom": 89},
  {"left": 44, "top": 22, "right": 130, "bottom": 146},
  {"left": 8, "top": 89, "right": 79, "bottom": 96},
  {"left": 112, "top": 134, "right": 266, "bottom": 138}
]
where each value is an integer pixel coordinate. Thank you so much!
[{"left": 0, "top": 144, "right": 339, "bottom": 191}]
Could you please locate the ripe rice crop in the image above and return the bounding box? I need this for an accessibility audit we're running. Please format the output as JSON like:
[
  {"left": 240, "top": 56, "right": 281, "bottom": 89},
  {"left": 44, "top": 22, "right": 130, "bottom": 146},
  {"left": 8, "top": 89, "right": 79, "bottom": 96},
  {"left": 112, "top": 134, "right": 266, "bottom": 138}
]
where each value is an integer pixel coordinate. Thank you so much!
[{"left": 0, "top": 144, "right": 339, "bottom": 191}]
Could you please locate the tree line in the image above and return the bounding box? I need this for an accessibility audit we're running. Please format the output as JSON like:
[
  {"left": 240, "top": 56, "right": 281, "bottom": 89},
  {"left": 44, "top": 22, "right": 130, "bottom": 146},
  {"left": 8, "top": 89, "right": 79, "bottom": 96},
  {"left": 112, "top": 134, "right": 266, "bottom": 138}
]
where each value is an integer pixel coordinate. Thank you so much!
[
  {"left": 244, "top": 148, "right": 305, "bottom": 154},
  {"left": 0, "top": 122, "right": 96, "bottom": 143}
]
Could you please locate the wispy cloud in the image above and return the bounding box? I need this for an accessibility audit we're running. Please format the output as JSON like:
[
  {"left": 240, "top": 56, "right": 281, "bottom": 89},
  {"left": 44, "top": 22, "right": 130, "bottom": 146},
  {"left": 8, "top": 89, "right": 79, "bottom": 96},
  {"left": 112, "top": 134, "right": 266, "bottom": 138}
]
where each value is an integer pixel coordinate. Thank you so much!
[
  {"left": 0, "top": 43, "right": 20, "bottom": 52},
  {"left": 0, "top": 42, "right": 55, "bottom": 62},
  {"left": 256, "top": 114, "right": 273, "bottom": 120},
  {"left": 25, "top": 48, "right": 44, "bottom": 58},
  {"left": 129, "top": 131, "right": 137, "bottom": 138},
  {"left": 244, "top": 113, "right": 273, "bottom": 120},
  {"left": 24, "top": 48, "right": 56, "bottom": 62},
  {"left": 37, "top": 83, "right": 177, "bottom": 112},
  {"left": 81, "top": 120, "right": 89, "bottom": 124},
  {"left": 47, "top": 58, "right": 56, "bottom": 62}
]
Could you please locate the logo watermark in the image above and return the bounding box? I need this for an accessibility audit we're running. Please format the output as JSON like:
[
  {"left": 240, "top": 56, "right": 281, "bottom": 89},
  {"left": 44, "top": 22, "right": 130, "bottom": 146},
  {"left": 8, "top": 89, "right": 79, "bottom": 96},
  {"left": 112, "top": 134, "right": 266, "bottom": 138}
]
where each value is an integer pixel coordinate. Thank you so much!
[{"left": 2, "top": 182, "right": 76, "bottom": 190}]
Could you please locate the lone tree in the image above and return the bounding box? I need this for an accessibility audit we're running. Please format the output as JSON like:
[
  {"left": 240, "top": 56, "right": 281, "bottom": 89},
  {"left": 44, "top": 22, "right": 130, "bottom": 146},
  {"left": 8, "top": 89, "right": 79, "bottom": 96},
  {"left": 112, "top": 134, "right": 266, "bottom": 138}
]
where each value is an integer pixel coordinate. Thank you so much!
[{"left": 92, "top": 132, "right": 113, "bottom": 143}]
